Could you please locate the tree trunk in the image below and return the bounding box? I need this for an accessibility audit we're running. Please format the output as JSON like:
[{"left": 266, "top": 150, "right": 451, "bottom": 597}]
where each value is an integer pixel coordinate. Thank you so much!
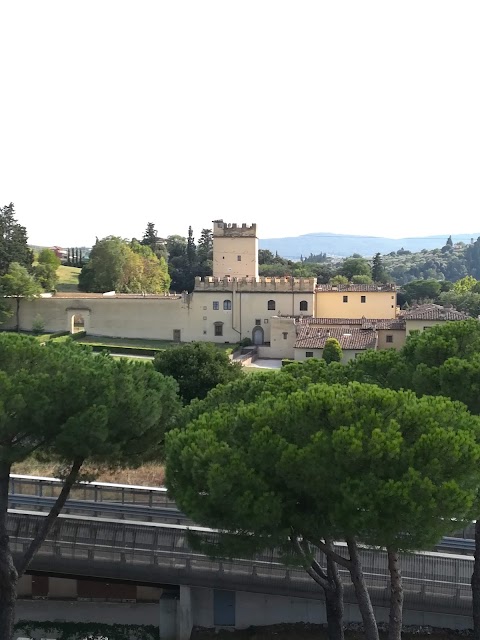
[
  {"left": 325, "top": 542, "right": 345, "bottom": 640},
  {"left": 15, "top": 297, "right": 20, "bottom": 332},
  {"left": 16, "top": 457, "right": 84, "bottom": 577},
  {"left": 0, "top": 463, "right": 17, "bottom": 640},
  {"left": 346, "top": 537, "right": 379, "bottom": 640},
  {"left": 387, "top": 548, "right": 403, "bottom": 640},
  {"left": 472, "top": 519, "right": 480, "bottom": 640}
]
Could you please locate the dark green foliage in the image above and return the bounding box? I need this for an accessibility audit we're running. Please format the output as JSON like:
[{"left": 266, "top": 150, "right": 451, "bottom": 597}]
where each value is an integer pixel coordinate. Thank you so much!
[
  {"left": 402, "top": 279, "right": 442, "bottom": 304},
  {"left": 154, "top": 342, "right": 243, "bottom": 404},
  {"left": 141, "top": 222, "right": 168, "bottom": 262},
  {"left": 371, "top": 253, "right": 386, "bottom": 282},
  {"left": 15, "top": 620, "right": 158, "bottom": 640},
  {"left": 167, "top": 381, "right": 480, "bottom": 554},
  {"left": 339, "top": 257, "right": 372, "bottom": 281},
  {"left": 34, "top": 248, "right": 61, "bottom": 290},
  {"left": 0, "top": 203, "right": 34, "bottom": 276},
  {"left": 322, "top": 338, "right": 342, "bottom": 363}
]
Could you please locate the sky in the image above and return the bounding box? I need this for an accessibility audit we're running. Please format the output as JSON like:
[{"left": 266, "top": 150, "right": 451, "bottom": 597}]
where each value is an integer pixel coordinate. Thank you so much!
[{"left": 1, "top": 1, "right": 479, "bottom": 248}]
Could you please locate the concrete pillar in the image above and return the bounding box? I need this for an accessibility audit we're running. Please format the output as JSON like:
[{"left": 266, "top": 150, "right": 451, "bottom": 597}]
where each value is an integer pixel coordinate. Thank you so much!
[
  {"left": 177, "top": 585, "right": 193, "bottom": 640},
  {"left": 159, "top": 593, "right": 177, "bottom": 640}
]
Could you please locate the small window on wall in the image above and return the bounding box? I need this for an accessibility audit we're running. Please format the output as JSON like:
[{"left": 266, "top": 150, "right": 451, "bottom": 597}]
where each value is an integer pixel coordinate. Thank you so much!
[
  {"left": 267, "top": 300, "right": 276, "bottom": 310},
  {"left": 214, "top": 322, "right": 223, "bottom": 337},
  {"left": 213, "top": 301, "right": 219, "bottom": 310},
  {"left": 343, "top": 296, "right": 348, "bottom": 303},
  {"left": 282, "top": 332, "right": 288, "bottom": 340},
  {"left": 306, "top": 351, "right": 314, "bottom": 358},
  {"left": 237, "top": 255, "right": 242, "bottom": 261},
  {"left": 386, "top": 335, "right": 393, "bottom": 343},
  {"left": 255, "top": 319, "right": 261, "bottom": 326},
  {"left": 223, "top": 300, "right": 232, "bottom": 310},
  {"left": 361, "top": 295, "right": 366, "bottom": 303},
  {"left": 300, "top": 300, "right": 308, "bottom": 311}
]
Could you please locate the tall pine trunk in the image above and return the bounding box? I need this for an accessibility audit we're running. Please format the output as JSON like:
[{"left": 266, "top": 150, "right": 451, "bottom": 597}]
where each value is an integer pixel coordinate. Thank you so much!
[
  {"left": 0, "top": 463, "right": 17, "bottom": 640},
  {"left": 346, "top": 537, "right": 379, "bottom": 640},
  {"left": 325, "top": 544, "right": 345, "bottom": 640},
  {"left": 472, "top": 519, "right": 480, "bottom": 640},
  {"left": 387, "top": 548, "right": 403, "bottom": 640},
  {"left": 17, "top": 457, "right": 84, "bottom": 578}
]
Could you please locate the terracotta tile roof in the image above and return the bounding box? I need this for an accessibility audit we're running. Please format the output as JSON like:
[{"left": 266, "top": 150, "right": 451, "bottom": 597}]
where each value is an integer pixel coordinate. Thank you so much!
[
  {"left": 294, "top": 326, "right": 378, "bottom": 351},
  {"left": 400, "top": 304, "right": 471, "bottom": 321},
  {"left": 316, "top": 284, "right": 396, "bottom": 292},
  {"left": 299, "top": 317, "right": 405, "bottom": 330}
]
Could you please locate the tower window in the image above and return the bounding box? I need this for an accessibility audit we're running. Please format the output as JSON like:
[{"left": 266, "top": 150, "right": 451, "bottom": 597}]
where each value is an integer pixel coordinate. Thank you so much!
[
  {"left": 300, "top": 300, "right": 308, "bottom": 311},
  {"left": 267, "top": 300, "right": 276, "bottom": 310},
  {"left": 237, "top": 255, "right": 241, "bottom": 261},
  {"left": 361, "top": 295, "right": 366, "bottom": 303},
  {"left": 282, "top": 332, "right": 288, "bottom": 340},
  {"left": 223, "top": 300, "right": 232, "bottom": 310},
  {"left": 343, "top": 295, "right": 348, "bottom": 303}
]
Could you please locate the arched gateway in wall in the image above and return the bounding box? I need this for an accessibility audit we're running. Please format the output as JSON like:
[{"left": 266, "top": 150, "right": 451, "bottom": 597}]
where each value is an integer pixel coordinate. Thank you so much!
[{"left": 252, "top": 326, "right": 264, "bottom": 345}]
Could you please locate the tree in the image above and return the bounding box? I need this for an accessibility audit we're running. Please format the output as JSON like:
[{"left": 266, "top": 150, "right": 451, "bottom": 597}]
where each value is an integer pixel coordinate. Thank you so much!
[
  {"left": 153, "top": 342, "right": 243, "bottom": 404},
  {"left": 339, "top": 257, "right": 372, "bottom": 281},
  {"left": 258, "top": 249, "right": 275, "bottom": 265},
  {"left": 166, "top": 380, "right": 480, "bottom": 640},
  {"left": 0, "top": 334, "right": 180, "bottom": 638},
  {"left": 402, "top": 279, "right": 441, "bottom": 304},
  {"left": 323, "top": 337, "right": 342, "bottom": 363},
  {"left": 141, "top": 222, "right": 168, "bottom": 262},
  {"left": 0, "top": 203, "right": 33, "bottom": 276},
  {"left": 197, "top": 229, "right": 213, "bottom": 277},
  {"left": 351, "top": 274, "right": 373, "bottom": 284},
  {"left": 454, "top": 275, "right": 478, "bottom": 294},
  {"left": 329, "top": 275, "right": 349, "bottom": 286},
  {"left": 34, "top": 248, "right": 61, "bottom": 291},
  {"left": 79, "top": 237, "right": 170, "bottom": 294},
  {"left": 186, "top": 226, "right": 197, "bottom": 291},
  {"left": 0, "top": 262, "right": 42, "bottom": 331},
  {"left": 166, "top": 235, "right": 189, "bottom": 292},
  {"left": 371, "top": 253, "right": 386, "bottom": 282},
  {"left": 446, "top": 235, "right": 453, "bottom": 247}
]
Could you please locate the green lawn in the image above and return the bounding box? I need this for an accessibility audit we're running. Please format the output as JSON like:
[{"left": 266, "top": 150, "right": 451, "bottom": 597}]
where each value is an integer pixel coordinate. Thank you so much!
[
  {"left": 56, "top": 265, "right": 81, "bottom": 291},
  {"left": 78, "top": 336, "right": 234, "bottom": 352}
]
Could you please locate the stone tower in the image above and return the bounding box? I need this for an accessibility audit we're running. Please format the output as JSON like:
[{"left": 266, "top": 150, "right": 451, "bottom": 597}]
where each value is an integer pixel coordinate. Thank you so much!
[{"left": 212, "top": 220, "right": 258, "bottom": 279}]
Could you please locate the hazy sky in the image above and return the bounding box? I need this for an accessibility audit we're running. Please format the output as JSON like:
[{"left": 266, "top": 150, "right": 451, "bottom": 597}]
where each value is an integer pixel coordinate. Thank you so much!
[{"left": 1, "top": 1, "right": 479, "bottom": 248}]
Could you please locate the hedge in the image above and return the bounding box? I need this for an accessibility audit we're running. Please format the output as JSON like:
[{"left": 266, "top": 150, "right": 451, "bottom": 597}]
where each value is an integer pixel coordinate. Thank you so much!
[
  {"left": 14, "top": 620, "right": 159, "bottom": 640},
  {"left": 81, "top": 344, "right": 161, "bottom": 357}
]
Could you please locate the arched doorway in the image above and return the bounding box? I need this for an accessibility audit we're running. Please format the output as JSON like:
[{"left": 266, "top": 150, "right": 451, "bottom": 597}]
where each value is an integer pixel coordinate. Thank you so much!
[
  {"left": 71, "top": 314, "right": 85, "bottom": 334},
  {"left": 252, "top": 326, "right": 264, "bottom": 345}
]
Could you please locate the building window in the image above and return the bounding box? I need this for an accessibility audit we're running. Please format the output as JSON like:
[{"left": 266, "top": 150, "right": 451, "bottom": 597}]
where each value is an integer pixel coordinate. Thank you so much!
[
  {"left": 282, "top": 332, "right": 288, "bottom": 340},
  {"left": 300, "top": 300, "right": 308, "bottom": 311},
  {"left": 214, "top": 322, "right": 223, "bottom": 337},
  {"left": 267, "top": 300, "right": 276, "bottom": 310},
  {"left": 361, "top": 295, "right": 366, "bottom": 303},
  {"left": 173, "top": 329, "right": 181, "bottom": 342},
  {"left": 237, "top": 255, "right": 241, "bottom": 261},
  {"left": 213, "top": 301, "right": 219, "bottom": 310},
  {"left": 264, "top": 319, "right": 269, "bottom": 324},
  {"left": 343, "top": 295, "right": 348, "bottom": 303},
  {"left": 223, "top": 300, "right": 232, "bottom": 310},
  {"left": 386, "top": 335, "right": 393, "bottom": 343},
  {"left": 255, "top": 319, "right": 261, "bottom": 326},
  {"left": 306, "top": 351, "right": 314, "bottom": 358}
]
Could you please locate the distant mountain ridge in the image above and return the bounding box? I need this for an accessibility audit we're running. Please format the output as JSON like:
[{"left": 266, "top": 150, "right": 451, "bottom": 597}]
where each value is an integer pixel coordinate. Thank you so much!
[{"left": 259, "top": 232, "right": 480, "bottom": 260}]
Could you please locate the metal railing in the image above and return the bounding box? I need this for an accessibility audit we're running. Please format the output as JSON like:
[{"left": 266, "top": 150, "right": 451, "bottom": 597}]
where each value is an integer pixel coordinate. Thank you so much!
[
  {"left": 7, "top": 509, "right": 474, "bottom": 615},
  {"left": 9, "top": 474, "right": 174, "bottom": 508}
]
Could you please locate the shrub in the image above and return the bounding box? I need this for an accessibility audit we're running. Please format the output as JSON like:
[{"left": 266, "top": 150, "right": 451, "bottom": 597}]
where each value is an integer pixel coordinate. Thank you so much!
[{"left": 31, "top": 314, "right": 45, "bottom": 335}]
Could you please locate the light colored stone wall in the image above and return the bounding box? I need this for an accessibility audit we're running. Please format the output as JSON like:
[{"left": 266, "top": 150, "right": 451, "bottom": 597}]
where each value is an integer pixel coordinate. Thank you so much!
[
  {"left": 377, "top": 329, "right": 406, "bottom": 350},
  {"left": 316, "top": 290, "right": 397, "bottom": 319},
  {"left": 268, "top": 316, "right": 297, "bottom": 359},
  {"left": 213, "top": 221, "right": 258, "bottom": 279},
  {"left": 294, "top": 347, "right": 366, "bottom": 363},
  {"left": 405, "top": 318, "right": 443, "bottom": 336}
]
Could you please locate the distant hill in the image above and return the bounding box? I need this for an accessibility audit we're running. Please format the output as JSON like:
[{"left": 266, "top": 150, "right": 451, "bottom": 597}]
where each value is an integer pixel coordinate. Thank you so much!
[{"left": 259, "top": 232, "right": 480, "bottom": 260}]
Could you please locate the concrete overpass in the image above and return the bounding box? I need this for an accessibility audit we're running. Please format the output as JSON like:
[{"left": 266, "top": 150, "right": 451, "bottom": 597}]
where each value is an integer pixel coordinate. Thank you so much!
[{"left": 8, "top": 475, "right": 478, "bottom": 636}]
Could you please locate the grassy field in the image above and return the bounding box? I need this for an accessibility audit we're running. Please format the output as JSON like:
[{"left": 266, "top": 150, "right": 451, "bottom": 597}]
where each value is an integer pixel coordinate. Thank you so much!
[
  {"left": 13, "top": 458, "right": 165, "bottom": 486},
  {"left": 56, "top": 265, "right": 81, "bottom": 291}
]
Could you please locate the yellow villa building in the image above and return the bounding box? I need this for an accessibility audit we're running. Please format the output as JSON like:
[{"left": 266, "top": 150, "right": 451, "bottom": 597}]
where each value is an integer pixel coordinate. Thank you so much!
[{"left": 1, "top": 221, "right": 470, "bottom": 361}]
